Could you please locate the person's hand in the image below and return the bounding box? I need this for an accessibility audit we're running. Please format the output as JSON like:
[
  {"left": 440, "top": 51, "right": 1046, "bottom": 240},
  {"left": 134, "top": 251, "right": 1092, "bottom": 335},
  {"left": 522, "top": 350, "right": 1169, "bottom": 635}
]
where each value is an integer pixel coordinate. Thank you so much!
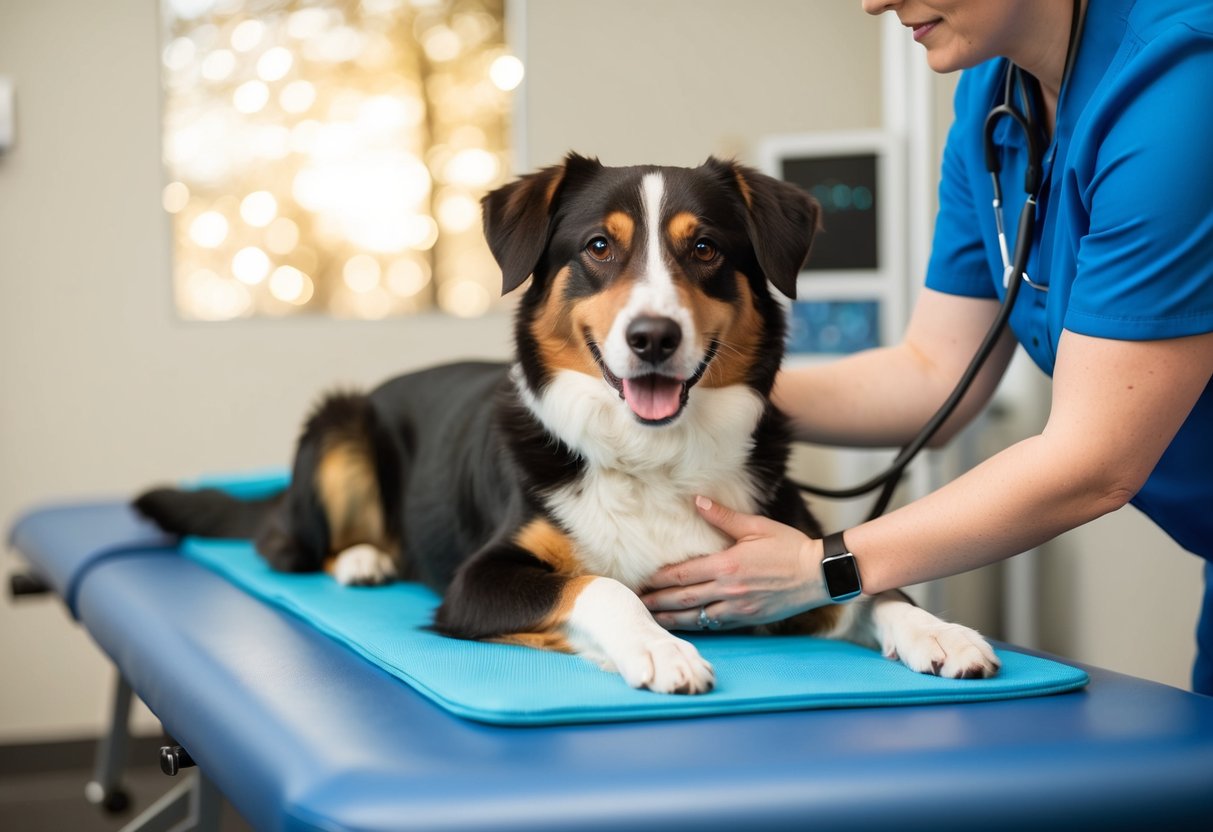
[{"left": 640, "top": 496, "right": 830, "bottom": 630}]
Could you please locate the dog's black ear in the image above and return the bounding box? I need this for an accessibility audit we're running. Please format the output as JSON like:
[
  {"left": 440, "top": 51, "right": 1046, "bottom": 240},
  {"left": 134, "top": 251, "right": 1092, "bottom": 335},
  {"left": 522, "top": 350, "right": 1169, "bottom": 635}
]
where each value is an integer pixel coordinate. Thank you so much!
[
  {"left": 481, "top": 152, "right": 603, "bottom": 295},
  {"left": 704, "top": 157, "right": 820, "bottom": 300}
]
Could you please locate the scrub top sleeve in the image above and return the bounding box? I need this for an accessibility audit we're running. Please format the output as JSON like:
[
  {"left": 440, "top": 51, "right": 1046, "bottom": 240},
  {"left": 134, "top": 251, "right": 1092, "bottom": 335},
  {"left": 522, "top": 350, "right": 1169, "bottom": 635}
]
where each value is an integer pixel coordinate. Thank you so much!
[
  {"left": 1066, "top": 33, "right": 1213, "bottom": 341},
  {"left": 925, "top": 70, "right": 999, "bottom": 300}
]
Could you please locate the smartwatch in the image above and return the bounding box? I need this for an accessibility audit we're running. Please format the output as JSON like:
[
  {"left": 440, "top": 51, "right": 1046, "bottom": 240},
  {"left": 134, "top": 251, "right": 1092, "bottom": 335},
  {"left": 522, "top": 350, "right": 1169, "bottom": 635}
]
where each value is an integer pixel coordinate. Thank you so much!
[{"left": 821, "top": 531, "right": 863, "bottom": 603}]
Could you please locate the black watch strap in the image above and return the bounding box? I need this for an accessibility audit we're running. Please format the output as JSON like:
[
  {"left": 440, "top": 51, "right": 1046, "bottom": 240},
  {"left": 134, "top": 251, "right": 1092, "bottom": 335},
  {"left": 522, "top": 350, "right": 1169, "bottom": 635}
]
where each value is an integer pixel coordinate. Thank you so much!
[
  {"left": 822, "top": 531, "right": 850, "bottom": 560},
  {"left": 821, "top": 531, "right": 863, "bottom": 603}
]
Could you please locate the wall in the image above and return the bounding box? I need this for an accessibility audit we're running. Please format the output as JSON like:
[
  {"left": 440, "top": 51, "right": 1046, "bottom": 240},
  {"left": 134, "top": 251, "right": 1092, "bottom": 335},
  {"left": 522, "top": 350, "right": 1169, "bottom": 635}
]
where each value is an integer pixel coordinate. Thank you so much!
[
  {"left": 0, "top": 0, "right": 1203, "bottom": 743},
  {"left": 522, "top": 0, "right": 881, "bottom": 166}
]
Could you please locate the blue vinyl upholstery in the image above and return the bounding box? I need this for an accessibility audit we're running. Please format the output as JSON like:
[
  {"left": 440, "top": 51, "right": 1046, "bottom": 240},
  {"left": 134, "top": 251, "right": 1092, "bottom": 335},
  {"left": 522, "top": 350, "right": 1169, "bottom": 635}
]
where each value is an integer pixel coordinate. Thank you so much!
[
  {"left": 11, "top": 501, "right": 1213, "bottom": 831},
  {"left": 8, "top": 501, "right": 174, "bottom": 616}
]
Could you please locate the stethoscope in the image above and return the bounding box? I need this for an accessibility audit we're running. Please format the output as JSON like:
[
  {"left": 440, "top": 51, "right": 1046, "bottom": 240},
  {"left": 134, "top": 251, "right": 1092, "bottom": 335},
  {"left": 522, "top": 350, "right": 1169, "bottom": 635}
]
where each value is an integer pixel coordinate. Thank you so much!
[
  {"left": 985, "top": 61, "right": 1052, "bottom": 293},
  {"left": 797, "top": 0, "right": 1084, "bottom": 521}
]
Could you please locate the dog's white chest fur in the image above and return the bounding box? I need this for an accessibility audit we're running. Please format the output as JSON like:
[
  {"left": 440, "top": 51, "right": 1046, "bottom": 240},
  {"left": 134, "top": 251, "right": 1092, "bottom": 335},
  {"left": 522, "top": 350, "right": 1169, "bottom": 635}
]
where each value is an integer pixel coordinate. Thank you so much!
[{"left": 517, "top": 367, "right": 768, "bottom": 590}]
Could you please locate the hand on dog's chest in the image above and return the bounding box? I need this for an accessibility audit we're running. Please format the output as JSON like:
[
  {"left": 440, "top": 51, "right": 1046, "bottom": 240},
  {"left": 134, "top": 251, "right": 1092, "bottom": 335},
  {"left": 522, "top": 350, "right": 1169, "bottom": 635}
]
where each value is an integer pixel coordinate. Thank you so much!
[
  {"left": 523, "top": 367, "right": 767, "bottom": 588},
  {"left": 551, "top": 471, "right": 745, "bottom": 590}
]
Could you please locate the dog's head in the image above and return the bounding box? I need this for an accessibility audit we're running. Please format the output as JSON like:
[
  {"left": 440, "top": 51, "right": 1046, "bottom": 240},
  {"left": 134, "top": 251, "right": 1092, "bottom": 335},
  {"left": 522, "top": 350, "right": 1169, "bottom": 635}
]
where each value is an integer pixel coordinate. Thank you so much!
[{"left": 482, "top": 153, "right": 819, "bottom": 426}]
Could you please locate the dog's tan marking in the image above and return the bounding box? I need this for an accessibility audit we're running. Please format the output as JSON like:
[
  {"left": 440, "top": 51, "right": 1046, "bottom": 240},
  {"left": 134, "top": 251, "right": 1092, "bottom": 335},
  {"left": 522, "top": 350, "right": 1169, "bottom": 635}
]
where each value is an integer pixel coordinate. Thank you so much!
[
  {"left": 492, "top": 574, "right": 598, "bottom": 654},
  {"left": 514, "top": 518, "right": 585, "bottom": 577},
  {"left": 571, "top": 277, "right": 638, "bottom": 369},
  {"left": 667, "top": 211, "right": 699, "bottom": 248},
  {"left": 731, "top": 164, "right": 754, "bottom": 209},
  {"left": 502, "top": 162, "right": 565, "bottom": 218},
  {"left": 552, "top": 575, "right": 597, "bottom": 618},
  {"left": 491, "top": 631, "right": 573, "bottom": 652},
  {"left": 543, "top": 164, "right": 565, "bottom": 205},
  {"left": 680, "top": 272, "right": 765, "bottom": 389},
  {"left": 315, "top": 440, "right": 387, "bottom": 553},
  {"left": 530, "top": 267, "right": 594, "bottom": 377},
  {"left": 576, "top": 278, "right": 636, "bottom": 336},
  {"left": 762, "top": 604, "right": 845, "bottom": 637},
  {"left": 605, "top": 210, "right": 634, "bottom": 251}
]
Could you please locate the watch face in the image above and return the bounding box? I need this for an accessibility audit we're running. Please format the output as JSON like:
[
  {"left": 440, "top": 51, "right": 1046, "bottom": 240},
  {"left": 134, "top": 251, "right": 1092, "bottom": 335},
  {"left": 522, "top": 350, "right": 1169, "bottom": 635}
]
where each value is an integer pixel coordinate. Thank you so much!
[{"left": 822, "top": 554, "right": 862, "bottom": 600}]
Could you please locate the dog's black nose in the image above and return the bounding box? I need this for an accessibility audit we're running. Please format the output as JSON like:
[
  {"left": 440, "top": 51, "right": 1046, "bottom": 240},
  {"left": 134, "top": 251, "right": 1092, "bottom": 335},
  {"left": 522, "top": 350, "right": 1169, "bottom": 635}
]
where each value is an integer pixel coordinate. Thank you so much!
[{"left": 626, "top": 316, "right": 682, "bottom": 364}]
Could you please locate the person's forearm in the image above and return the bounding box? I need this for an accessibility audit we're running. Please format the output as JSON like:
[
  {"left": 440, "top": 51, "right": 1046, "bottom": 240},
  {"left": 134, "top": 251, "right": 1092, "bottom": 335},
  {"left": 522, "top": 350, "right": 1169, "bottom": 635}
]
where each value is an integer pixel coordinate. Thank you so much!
[
  {"left": 773, "top": 290, "right": 1016, "bottom": 448},
  {"left": 846, "top": 328, "right": 1213, "bottom": 596},
  {"left": 774, "top": 346, "right": 949, "bottom": 446},
  {"left": 848, "top": 432, "right": 1132, "bottom": 594}
]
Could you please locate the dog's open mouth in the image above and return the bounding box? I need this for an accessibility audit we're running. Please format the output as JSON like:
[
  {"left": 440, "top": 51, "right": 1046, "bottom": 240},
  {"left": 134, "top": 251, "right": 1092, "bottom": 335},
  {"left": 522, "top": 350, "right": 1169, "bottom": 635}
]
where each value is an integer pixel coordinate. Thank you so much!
[{"left": 586, "top": 334, "right": 719, "bottom": 425}]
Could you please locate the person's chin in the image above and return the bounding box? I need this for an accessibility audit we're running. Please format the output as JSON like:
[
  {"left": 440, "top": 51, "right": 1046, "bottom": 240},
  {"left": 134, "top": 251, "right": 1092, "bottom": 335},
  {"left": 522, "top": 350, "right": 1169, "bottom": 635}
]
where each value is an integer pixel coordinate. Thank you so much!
[{"left": 922, "top": 44, "right": 978, "bottom": 75}]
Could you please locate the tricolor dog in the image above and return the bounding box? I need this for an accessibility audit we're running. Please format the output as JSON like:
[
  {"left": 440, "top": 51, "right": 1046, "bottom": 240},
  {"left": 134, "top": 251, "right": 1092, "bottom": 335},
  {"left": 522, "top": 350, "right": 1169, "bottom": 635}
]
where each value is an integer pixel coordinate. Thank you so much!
[{"left": 137, "top": 154, "right": 999, "bottom": 694}]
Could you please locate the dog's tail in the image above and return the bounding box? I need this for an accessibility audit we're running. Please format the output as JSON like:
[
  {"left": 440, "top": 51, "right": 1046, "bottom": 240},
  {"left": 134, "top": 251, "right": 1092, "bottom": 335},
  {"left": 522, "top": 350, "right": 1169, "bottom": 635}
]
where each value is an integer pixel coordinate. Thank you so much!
[
  {"left": 133, "top": 487, "right": 282, "bottom": 540},
  {"left": 135, "top": 391, "right": 401, "bottom": 571}
]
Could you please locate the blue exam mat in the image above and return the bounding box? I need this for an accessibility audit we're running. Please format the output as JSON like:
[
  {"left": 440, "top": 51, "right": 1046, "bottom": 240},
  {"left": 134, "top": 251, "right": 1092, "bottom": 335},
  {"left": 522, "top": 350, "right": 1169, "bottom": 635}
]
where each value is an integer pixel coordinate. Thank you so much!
[{"left": 181, "top": 535, "right": 1089, "bottom": 726}]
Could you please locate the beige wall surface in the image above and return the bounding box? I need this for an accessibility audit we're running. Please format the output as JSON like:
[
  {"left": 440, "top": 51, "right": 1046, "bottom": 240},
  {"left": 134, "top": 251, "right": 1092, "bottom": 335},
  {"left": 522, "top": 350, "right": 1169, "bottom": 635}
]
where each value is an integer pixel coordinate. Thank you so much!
[
  {"left": 522, "top": 0, "right": 881, "bottom": 166},
  {"left": 0, "top": 0, "right": 1204, "bottom": 743}
]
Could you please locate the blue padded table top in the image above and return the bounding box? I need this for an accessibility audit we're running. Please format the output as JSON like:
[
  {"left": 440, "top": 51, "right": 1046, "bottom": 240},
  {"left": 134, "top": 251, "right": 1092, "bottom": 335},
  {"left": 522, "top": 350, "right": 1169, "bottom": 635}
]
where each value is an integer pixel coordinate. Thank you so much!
[
  {"left": 13, "top": 501, "right": 1213, "bottom": 831},
  {"left": 181, "top": 537, "right": 1087, "bottom": 725},
  {"left": 7, "top": 500, "right": 174, "bottom": 615}
]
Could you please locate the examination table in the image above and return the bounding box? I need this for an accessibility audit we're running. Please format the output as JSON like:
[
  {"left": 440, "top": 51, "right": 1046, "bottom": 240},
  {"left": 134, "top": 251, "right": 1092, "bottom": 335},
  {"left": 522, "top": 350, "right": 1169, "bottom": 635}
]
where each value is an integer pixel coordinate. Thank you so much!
[{"left": 8, "top": 498, "right": 1213, "bottom": 832}]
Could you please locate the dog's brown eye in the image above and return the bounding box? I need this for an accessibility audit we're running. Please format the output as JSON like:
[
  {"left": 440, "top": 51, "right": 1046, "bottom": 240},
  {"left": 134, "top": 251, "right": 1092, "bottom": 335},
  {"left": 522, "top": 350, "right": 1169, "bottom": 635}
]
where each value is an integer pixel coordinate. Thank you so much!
[
  {"left": 692, "top": 239, "right": 718, "bottom": 262},
  {"left": 586, "top": 236, "right": 612, "bottom": 261}
]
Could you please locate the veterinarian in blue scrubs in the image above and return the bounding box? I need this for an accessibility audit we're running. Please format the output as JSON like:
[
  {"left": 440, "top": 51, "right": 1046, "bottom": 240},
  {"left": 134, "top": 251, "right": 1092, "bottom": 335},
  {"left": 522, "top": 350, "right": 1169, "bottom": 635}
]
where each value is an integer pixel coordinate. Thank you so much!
[{"left": 642, "top": 0, "right": 1213, "bottom": 695}]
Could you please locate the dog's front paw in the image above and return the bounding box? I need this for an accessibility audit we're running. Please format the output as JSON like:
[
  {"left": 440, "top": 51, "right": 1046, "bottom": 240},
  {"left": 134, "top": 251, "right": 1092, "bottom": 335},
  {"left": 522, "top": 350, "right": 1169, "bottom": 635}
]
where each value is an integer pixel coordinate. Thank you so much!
[
  {"left": 878, "top": 603, "right": 1000, "bottom": 679},
  {"left": 565, "top": 577, "right": 715, "bottom": 694},
  {"left": 330, "top": 544, "right": 398, "bottom": 586},
  {"left": 614, "top": 634, "right": 716, "bottom": 695}
]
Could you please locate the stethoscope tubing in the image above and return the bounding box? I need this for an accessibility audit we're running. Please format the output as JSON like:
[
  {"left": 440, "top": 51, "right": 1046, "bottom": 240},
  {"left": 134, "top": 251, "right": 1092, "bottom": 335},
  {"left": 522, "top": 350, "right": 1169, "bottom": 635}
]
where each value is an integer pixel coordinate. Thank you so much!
[
  {"left": 795, "top": 231, "right": 1029, "bottom": 519},
  {"left": 795, "top": 0, "right": 1083, "bottom": 519}
]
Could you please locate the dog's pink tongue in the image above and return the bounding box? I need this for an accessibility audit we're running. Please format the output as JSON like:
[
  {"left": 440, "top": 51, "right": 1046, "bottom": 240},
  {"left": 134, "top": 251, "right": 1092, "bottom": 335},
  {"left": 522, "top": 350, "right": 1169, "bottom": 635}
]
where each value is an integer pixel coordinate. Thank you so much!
[{"left": 621, "top": 375, "right": 684, "bottom": 421}]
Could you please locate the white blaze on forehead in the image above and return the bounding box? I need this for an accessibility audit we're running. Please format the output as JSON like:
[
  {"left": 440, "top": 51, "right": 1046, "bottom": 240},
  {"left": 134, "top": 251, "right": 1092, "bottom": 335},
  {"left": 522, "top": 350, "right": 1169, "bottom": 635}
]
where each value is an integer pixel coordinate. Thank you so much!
[
  {"left": 602, "top": 171, "right": 698, "bottom": 376},
  {"left": 642, "top": 172, "right": 675, "bottom": 302}
]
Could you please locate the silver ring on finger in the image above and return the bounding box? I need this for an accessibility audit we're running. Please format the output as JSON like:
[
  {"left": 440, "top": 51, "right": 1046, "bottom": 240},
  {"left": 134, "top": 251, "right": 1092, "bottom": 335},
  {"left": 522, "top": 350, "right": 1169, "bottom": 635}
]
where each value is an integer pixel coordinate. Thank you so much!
[{"left": 697, "top": 605, "right": 722, "bottom": 630}]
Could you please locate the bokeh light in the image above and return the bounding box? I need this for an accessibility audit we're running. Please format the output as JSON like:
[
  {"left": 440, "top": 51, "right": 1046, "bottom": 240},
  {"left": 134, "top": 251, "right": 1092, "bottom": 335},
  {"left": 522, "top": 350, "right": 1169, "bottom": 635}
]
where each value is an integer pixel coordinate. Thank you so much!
[
  {"left": 269, "top": 265, "right": 314, "bottom": 305},
  {"left": 489, "top": 54, "right": 524, "bottom": 91},
  {"left": 189, "top": 211, "right": 229, "bottom": 248},
  {"left": 232, "top": 246, "right": 271, "bottom": 284},
  {"left": 162, "top": 181, "right": 190, "bottom": 214},
  {"left": 240, "top": 191, "right": 278, "bottom": 227},
  {"left": 162, "top": 0, "right": 514, "bottom": 320}
]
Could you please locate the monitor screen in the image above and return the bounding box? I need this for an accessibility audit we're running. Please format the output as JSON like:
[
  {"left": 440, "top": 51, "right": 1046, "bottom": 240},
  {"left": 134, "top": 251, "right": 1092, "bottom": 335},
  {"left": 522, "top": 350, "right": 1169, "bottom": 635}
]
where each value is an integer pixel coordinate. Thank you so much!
[
  {"left": 786, "top": 300, "right": 881, "bottom": 354},
  {"left": 780, "top": 153, "right": 879, "bottom": 272}
]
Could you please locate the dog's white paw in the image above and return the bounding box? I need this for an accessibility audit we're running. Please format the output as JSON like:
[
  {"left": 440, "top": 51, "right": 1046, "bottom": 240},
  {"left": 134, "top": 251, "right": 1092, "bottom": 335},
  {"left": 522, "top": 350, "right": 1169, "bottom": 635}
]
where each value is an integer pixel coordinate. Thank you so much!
[
  {"left": 613, "top": 633, "right": 716, "bottom": 695},
  {"left": 565, "top": 577, "right": 715, "bottom": 694},
  {"left": 331, "top": 544, "right": 397, "bottom": 586},
  {"left": 877, "top": 602, "right": 1000, "bottom": 679}
]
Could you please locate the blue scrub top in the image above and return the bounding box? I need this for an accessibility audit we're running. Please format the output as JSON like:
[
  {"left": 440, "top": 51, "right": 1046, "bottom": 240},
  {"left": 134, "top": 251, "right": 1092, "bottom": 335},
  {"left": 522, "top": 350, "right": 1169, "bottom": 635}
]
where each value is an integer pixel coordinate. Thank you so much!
[{"left": 926, "top": 0, "right": 1213, "bottom": 563}]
